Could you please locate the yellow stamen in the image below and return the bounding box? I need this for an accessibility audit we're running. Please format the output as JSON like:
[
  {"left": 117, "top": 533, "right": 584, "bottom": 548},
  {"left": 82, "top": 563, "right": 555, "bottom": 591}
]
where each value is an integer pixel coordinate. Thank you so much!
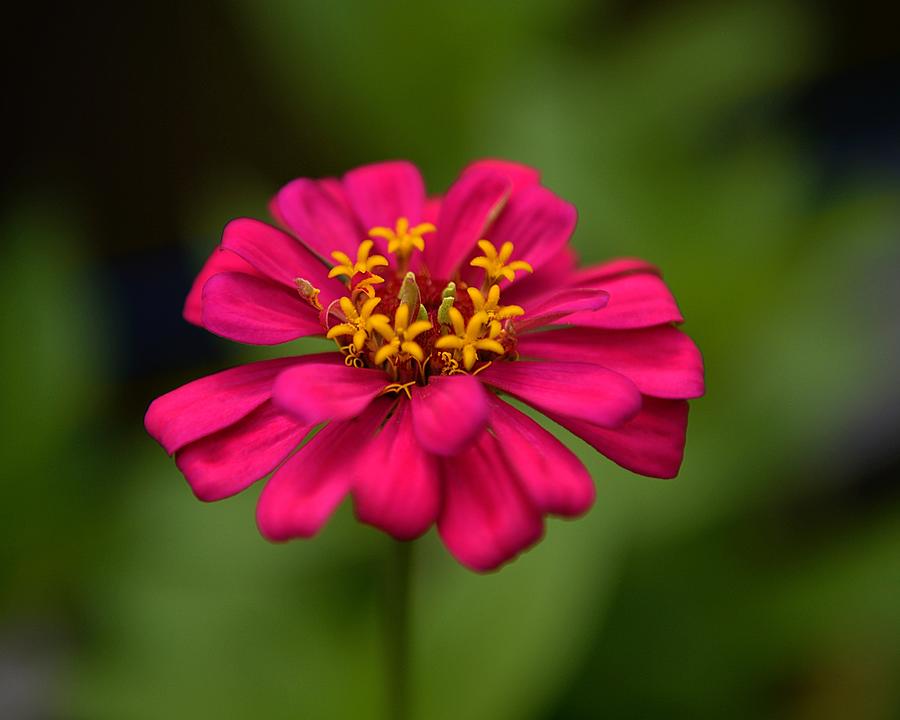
[
  {"left": 470, "top": 239, "right": 533, "bottom": 286},
  {"left": 326, "top": 295, "right": 387, "bottom": 351},
  {"left": 370, "top": 217, "right": 435, "bottom": 269},
  {"left": 369, "top": 303, "right": 433, "bottom": 366},
  {"left": 434, "top": 307, "right": 506, "bottom": 371},
  {"left": 467, "top": 284, "right": 524, "bottom": 334},
  {"left": 328, "top": 240, "right": 389, "bottom": 282},
  {"left": 380, "top": 380, "right": 416, "bottom": 399}
]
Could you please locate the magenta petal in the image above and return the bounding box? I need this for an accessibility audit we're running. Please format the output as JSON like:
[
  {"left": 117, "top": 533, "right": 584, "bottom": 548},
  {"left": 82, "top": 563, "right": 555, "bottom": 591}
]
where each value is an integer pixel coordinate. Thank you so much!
[
  {"left": 479, "top": 360, "right": 641, "bottom": 428},
  {"left": 502, "top": 247, "right": 578, "bottom": 306},
  {"left": 566, "top": 271, "right": 684, "bottom": 329},
  {"left": 175, "top": 401, "right": 310, "bottom": 502},
  {"left": 489, "top": 397, "right": 595, "bottom": 517},
  {"left": 410, "top": 374, "right": 489, "bottom": 456},
  {"left": 425, "top": 169, "right": 511, "bottom": 278},
  {"left": 519, "top": 326, "right": 704, "bottom": 399},
  {"left": 256, "top": 399, "right": 392, "bottom": 541},
  {"left": 574, "top": 258, "right": 662, "bottom": 283},
  {"left": 343, "top": 161, "right": 426, "bottom": 232},
  {"left": 273, "top": 362, "right": 387, "bottom": 425},
  {"left": 145, "top": 355, "right": 319, "bottom": 454},
  {"left": 352, "top": 401, "right": 439, "bottom": 540},
  {"left": 183, "top": 247, "right": 261, "bottom": 326},
  {"left": 438, "top": 431, "right": 544, "bottom": 572},
  {"left": 201, "top": 272, "right": 323, "bottom": 345},
  {"left": 551, "top": 398, "right": 689, "bottom": 479},
  {"left": 515, "top": 287, "right": 609, "bottom": 332},
  {"left": 462, "top": 159, "right": 540, "bottom": 193},
  {"left": 220, "top": 218, "right": 342, "bottom": 304},
  {"left": 272, "top": 178, "right": 362, "bottom": 259},
  {"left": 487, "top": 185, "right": 577, "bottom": 272}
]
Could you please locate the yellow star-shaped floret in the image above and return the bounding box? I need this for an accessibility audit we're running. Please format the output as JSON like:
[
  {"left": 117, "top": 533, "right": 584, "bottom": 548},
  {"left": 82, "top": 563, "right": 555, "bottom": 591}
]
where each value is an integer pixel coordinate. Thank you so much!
[
  {"left": 326, "top": 296, "right": 387, "bottom": 351},
  {"left": 466, "top": 284, "right": 524, "bottom": 334},
  {"left": 328, "top": 240, "right": 389, "bottom": 281},
  {"left": 434, "top": 307, "right": 505, "bottom": 371},
  {"left": 469, "top": 239, "right": 533, "bottom": 285},
  {"left": 369, "top": 303, "right": 433, "bottom": 365}
]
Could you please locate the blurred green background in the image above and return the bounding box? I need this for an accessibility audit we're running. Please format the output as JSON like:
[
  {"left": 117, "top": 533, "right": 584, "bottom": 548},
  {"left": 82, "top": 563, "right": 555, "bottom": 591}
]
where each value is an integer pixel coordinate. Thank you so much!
[{"left": 3, "top": 1, "right": 899, "bottom": 718}]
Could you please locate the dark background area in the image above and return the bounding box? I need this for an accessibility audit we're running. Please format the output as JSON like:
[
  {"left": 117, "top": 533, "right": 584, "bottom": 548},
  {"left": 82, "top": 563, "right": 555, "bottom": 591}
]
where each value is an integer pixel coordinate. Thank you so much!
[{"left": 3, "top": 1, "right": 899, "bottom": 718}]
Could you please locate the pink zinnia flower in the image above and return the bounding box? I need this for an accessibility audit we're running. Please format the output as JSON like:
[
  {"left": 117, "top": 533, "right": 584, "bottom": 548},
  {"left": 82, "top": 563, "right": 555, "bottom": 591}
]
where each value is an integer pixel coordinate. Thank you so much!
[{"left": 145, "top": 160, "right": 703, "bottom": 571}]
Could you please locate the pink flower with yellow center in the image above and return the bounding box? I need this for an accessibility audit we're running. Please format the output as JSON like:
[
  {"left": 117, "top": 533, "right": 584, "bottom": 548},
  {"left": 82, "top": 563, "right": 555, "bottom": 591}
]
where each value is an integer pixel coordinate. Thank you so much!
[{"left": 145, "top": 160, "right": 704, "bottom": 572}]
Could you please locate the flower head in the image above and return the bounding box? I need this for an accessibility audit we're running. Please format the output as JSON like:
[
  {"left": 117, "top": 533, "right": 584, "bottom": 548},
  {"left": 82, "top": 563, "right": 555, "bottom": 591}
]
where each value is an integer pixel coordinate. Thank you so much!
[{"left": 146, "top": 159, "right": 704, "bottom": 572}]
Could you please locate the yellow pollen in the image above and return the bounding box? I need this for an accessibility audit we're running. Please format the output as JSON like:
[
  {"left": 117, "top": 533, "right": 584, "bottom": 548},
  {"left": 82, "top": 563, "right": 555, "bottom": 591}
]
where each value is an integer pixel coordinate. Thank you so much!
[
  {"left": 467, "top": 284, "right": 524, "bottom": 335},
  {"left": 434, "top": 307, "right": 505, "bottom": 371},
  {"left": 380, "top": 380, "right": 416, "bottom": 399},
  {"left": 328, "top": 240, "right": 389, "bottom": 284},
  {"left": 326, "top": 296, "right": 387, "bottom": 351},
  {"left": 369, "top": 217, "right": 435, "bottom": 268},
  {"left": 470, "top": 239, "right": 533, "bottom": 286},
  {"left": 369, "top": 303, "right": 433, "bottom": 366}
]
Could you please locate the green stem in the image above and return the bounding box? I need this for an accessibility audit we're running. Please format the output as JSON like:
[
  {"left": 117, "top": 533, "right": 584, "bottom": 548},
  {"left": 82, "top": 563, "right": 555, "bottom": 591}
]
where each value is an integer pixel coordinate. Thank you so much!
[{"left": 385, "top": 539, "right": 413, "bottom": 720}]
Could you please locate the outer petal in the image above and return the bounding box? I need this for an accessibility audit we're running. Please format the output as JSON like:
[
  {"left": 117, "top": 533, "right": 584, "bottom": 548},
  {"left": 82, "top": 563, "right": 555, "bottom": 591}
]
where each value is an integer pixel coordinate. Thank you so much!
[
  {"left": 273, "top": 362, "right": 387, "bottom": 425},
  {"left": 437, "top": 431, "right": 544, "bottom": 572},
  {"left": 462, "top": 159, "right": 540, "bottom": 193},
  {"left": 489, "top": 397, "right": 594, "bottom": 517},
  {"left": 352, "top": 400, "right": 439, "bottom": 540},
  {"left": 272, "top": 178, "right": 362, "bottom": 259},
  {"left": 565, "top": 271, "right": 684, "bottom": 328},
  {"left": 479, "top": 360, "right": 641, "bottom": 428},
  {"left": 183, "top": 247, "right": 261, "bottom": 326},
  {"left": 220, "top": 218, "right": 343, "bottom": 305},
  {"left": 549, "top": 398, "right": 689, "bottom": 479},
  {"left": 515, "top": 287, "right": 609, "bottom": 332},
  {"left": 343, "top": 161, "right": 426, "bottom": 231},
  {"left": 486, "top": 184, "right": 576, "bottom": 273},
  {"left": 425, "top": 169, "right": 511, "bottom": 278},
  {"left": 175, "top": 400, "right": 310, "bottom": 502},
  {"left": 573, "top": 258, "right": 661, "bottom": 283},
  {"left": 201, "top": 272, "right": 323, "bottom": 345},
  {"left": 410, "top": 374, "right": 489, "bottom": 456},
  {"left": 256, "top": 398, "right": 392, "bottom": 541},
  {"left": 501, "top": 246, "right": 578, "bottom": 307},
  {"left": 144, "top": 354, "right": 323, "bottom": 454},
  {"left": 517, "top": 326, "right": 705, "bottom": 399}
]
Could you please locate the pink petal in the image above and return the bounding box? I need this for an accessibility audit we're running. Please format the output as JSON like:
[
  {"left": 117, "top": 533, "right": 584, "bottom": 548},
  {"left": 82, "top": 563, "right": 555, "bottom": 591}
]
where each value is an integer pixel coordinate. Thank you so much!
[
  {"left": 352, "top": 400, "right": 440, "bottom": 540},
  {"left": 486, "top": 184, "right": 576, "bottom": 272},
  {"left": 515, "top": 287, "right": 609, "bottom": 332},
  {"left": 273, "top": 362, "right": 388, "bottom": 425},
  {"left": 220, "top": 218, "right": 342, "bottom": 304},
  {"left": 272, "top": 178, "right": 362, "bottom": 260},
  {"left": 518, "top": 326, "right": 704, "bottom": 399},
  {"left": 565, "top": 271, "right": 684, "bottom": 329},
  {"left": 501, "top": 247, "right": 578, "bottom": 306},
  {"left": 462, "top": 159, "right": 541, "bottom": 193},
  {"left": 201, "top": 272, "right": 323, "bottom": 345},
  {"left": 438, "top": 431, "right": 544, "bottom": 572},
  {"left": 410, "top": 374, "right": 489, "bottom": 456},
  {"left": 343, "top": 160, "right": 426, "bottom": 231},
  {"left": 550, "top": 398, "right": 689, "bottom": 479},
  {"left": 175, "top": 400, "right": 310, "bottom": 502},
  {"left": 256, "top": 398, "right": 393, "bottom": 541},
  {"left": 574, "top": 257, "right": 662, "bottom": 283},
  {"left": 145, "top": 354, "right": 321, "bottom": 454},
  {"left": 479, "top": 360, "right": 641, "bottom": 428},
  {"left": 182, "top": 247, "right": 261, "bottom": 327},
  {"left": 489, "top": 397, "right": 594, "bottom": 517},
  {"left": 425, "top": 168, "right": 511, "bottom": 279}
]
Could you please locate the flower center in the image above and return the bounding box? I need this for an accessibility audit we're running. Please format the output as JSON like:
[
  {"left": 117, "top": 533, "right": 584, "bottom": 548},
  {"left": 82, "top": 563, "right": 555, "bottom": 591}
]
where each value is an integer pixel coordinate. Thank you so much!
[{"left": 300, "top": 220, "right": 532, "bottom": 386}]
